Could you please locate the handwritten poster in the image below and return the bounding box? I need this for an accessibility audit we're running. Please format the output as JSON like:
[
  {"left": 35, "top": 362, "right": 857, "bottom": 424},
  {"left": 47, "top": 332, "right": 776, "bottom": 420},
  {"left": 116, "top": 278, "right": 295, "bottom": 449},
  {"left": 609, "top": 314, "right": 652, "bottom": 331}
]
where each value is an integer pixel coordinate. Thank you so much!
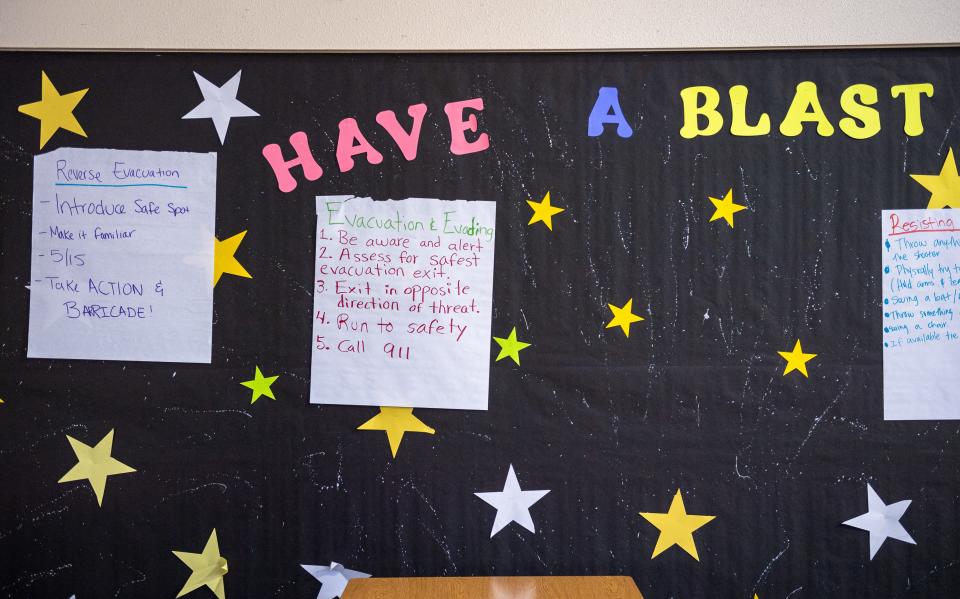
[
  {"left": 882, "top": 209, "right": 960, "bottom": 420},
  {"left": 27, "top": 147, "right": 217, "bottom": 363},
  {"left": 310, "top": 196, "right": 496, "bottom": 410}
]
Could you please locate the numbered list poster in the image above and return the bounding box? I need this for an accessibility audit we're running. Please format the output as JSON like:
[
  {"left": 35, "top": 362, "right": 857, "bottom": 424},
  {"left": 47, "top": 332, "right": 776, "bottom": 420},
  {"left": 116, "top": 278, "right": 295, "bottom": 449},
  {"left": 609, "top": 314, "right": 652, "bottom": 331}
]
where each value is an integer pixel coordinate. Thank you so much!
[{"left": 310, "top": 196, "right": 496, "bottom": 410}]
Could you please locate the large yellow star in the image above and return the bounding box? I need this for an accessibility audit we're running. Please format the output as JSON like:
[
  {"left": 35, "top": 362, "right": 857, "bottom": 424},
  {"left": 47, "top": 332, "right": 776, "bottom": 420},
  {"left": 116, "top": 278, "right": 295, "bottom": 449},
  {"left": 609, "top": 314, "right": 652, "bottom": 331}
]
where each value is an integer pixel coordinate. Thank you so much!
[
  {"left": 58, "top": 429, "right": 135, "bottom": 506},
  {"left": 708, "top": 188, "right": 747, "bottom": 227},
  {"left": 358, "top": 407, "right": 435, "bottom": 458},
  {"left": 173, "top": 529, "right": 228, "bottom": 599},
  {"left": 910, "top": 148, "right": 960, "bottom": 209},
  {"left": 777, "top": 339, "right": 817, "bottom": 377},
  {"left": 213, "top": 231, "right": 252, "bottom": 286},
  {"left": 492, "top": 327, "right": 531, "bottom": 365},
  {"left": 240, "top": 366, "right": 278, "bottom": 404},
  {"left": 606, "top": 298, "right": 644, "bottom": 337},
  {"left": 18, "top": 71, "right": 89, "bottom": 149},
  {"left": 639, "top": 489, "right": 716, "bottom": 561},
  {"left": 526, "top": 192, "right": 565, "bottom": 230}
]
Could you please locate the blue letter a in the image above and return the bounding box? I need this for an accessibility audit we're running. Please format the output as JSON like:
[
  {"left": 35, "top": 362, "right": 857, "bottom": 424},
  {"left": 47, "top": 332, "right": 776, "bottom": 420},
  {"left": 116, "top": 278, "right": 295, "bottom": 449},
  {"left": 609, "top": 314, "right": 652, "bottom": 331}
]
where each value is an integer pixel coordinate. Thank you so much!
[{"left": 587, "top": 87, "right": 633, "bottom": 138}]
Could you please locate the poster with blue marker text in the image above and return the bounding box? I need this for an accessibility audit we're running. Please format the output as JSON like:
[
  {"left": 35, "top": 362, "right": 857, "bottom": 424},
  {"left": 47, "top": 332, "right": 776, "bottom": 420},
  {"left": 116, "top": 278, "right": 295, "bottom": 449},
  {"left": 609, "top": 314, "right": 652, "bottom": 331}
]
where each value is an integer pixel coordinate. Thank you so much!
[{"left": 27, "top": 147, "right": 217, "bottom": 363}]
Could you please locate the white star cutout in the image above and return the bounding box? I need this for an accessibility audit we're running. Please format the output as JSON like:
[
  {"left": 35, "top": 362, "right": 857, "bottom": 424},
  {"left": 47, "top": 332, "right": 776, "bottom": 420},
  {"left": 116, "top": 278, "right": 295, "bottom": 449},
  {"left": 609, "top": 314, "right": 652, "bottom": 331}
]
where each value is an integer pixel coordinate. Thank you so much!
[
  {"left": 301, "top": 562, "right": 370, "bottom": 599},
  {"left": 474, "top": 464, "right": 550, "bottom": 537},
  {"left": 182, "top": 70, "right": 259, "bottom": 144},
  {"left": 842, "top": 482, "right": 916, "bottom": 559}
]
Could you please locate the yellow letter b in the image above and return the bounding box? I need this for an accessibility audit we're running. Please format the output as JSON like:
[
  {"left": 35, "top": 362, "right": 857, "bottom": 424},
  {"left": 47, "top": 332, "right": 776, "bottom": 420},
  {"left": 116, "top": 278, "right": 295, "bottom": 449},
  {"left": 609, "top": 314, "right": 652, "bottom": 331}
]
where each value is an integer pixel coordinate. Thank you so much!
[{"left": 680, "top": 86, "right": 723, "bottom": 139}]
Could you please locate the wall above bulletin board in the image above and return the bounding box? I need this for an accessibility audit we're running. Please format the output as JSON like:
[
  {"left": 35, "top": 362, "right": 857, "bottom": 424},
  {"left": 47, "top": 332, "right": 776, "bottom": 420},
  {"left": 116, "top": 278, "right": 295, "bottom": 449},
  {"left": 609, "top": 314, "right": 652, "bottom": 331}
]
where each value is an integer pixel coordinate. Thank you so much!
[{"left": 1, "top": 48, "right": 959, "bottom": 599}]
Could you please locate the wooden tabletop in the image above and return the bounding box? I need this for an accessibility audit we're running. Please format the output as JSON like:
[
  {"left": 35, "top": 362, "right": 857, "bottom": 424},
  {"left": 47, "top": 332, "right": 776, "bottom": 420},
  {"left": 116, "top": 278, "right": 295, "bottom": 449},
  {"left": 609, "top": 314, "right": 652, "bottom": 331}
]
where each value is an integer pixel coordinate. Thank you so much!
[{"left": 341, "top": 576, "right": 643, "bottom": 599}]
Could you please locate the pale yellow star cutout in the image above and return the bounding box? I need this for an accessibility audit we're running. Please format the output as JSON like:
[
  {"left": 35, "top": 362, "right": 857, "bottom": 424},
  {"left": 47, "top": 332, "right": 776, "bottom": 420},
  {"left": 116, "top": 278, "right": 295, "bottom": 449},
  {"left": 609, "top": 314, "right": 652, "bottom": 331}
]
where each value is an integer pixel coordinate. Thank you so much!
[
  {"left": 778, "top": 339, "right": 817, "bottom": 377},
  {"left": 18, "top": 71, "right": 89, "bottom": 149},
  {"left": 173, "top": 529, "right": 228, "bottom": 599},
  {"left": 639, "top": 489, "right": 716, "bottom": 561},
  {"left": 910, "top": 148, "right": 960, "bottom": 209},
  {"left": 606, "top": 299, "right": 644, "bottom": 337},
  {"left": 358, "top": 407, "right": 435, "bottom": 458},
  {"left": 708, "top": 189, "right": 747, "bottom": 227},
  {"left": 526, "top": 192, "right": 565, "bottom": 230},
  {"left": 58, "top": 429, "right": 135, "bottom": 506},
  {"left": 214, "top": 231, "right": 252, "bottom": 286}
]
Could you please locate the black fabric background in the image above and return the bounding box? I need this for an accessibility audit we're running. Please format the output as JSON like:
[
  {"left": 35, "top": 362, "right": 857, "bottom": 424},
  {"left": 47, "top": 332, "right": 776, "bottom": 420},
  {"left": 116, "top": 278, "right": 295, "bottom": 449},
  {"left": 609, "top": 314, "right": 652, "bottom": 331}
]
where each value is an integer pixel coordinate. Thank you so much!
[{"left": 1, "top": 49, "right": 959, "bottom": 598}]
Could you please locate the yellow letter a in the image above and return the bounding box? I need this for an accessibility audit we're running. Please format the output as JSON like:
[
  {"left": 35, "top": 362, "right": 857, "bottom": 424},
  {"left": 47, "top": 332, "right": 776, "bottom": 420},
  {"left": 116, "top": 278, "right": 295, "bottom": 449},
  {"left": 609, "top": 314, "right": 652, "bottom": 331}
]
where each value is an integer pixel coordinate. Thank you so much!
[{"left": 779, "top": 81, "right": 834, "bottom": 137}]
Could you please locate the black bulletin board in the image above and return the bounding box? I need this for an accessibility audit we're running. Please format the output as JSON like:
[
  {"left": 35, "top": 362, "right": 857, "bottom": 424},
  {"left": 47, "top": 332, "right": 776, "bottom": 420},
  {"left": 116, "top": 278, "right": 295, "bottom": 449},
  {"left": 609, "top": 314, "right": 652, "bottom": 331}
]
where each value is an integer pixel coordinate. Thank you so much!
[{"left": 1, "top": 49, "right": 959, "bottom": 598}]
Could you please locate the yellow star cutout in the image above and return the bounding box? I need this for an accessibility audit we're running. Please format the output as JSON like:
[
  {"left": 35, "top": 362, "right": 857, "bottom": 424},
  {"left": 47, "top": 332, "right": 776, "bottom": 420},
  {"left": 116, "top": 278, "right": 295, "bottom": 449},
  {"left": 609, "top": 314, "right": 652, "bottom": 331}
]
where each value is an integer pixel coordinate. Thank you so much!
[
  {"left": 18, "top": 71, "right": 89, "bottom": 149},
  {"left": 358, "top": 407, "right": 436, "bottom": 458},
  {"left": 778, "top": 339, "right": 817, "bottom": 377},
  {"left": 213, "top": 231, "right": 252, "bottom": 286},
  {"left": 58, "top": 429, "right": 135, "bottom": 506},
  {"left": 492, "top": 327, "right": 531, "bottom": 365},
  {"left": 173, "top": 529, "right": 228, "bottom": 599},
  {"left": 639, "top": 489, "right": 716, "bottom": 561},
  {"left": 526, "top": 192, "right": 565, "bottom": 230},
  {"left": 240, "top": 366, "right": 278, "bottom": 404},
  {"left": 606, "top": 298, "right": 645, "bottom": 337},
  {"left": 910, "top": 148, "right": 960, "bottom": 209},
  {"left": 708, "top": 188, "right": 747, "bottom": 227}
]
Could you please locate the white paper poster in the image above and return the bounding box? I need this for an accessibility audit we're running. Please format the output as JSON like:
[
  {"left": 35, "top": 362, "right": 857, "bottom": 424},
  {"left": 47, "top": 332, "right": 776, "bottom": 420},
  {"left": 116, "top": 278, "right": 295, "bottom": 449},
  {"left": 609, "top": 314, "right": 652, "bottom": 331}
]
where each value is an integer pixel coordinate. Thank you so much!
[
  {"left": 882, "top": 209, "right": 960, "bottom": 419},
  {"left": 27, "top": 147, "right": 217, "bottom": 363},
  {"left": 310, "top": 196, "right": 496, "bottom": 410}
]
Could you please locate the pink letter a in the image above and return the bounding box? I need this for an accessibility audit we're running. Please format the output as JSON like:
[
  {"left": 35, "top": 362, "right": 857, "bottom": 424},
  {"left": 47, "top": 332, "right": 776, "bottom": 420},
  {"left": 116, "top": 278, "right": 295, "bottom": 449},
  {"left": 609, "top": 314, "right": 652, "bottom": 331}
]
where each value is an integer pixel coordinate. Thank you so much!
[{"left": 336, "top": 118, "right": 384, "bottom": 173}]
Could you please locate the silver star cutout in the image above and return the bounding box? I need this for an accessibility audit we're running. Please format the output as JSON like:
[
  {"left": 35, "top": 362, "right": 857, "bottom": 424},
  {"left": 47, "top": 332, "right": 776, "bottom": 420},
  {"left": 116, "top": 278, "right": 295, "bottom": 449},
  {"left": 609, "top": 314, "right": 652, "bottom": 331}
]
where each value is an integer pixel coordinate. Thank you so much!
[
  {"left": 474, "top": 464, "right": 550, "bottom": 537},
  {"left": 301, "top": 561, "right": 370, "bottom": 599},
  {"left": 182, "top": 70, "right": 259, "bottom": 144},
  {"left": 842, "top": 482, "right": 916, "bottom": 559}
]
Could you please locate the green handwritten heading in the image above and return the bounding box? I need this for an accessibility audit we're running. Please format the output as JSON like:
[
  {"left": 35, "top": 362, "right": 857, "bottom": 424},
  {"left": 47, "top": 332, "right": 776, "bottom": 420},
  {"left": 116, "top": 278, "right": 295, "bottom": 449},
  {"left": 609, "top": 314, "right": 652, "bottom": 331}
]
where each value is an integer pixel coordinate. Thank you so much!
[{"left": 325, "top": 202, "right": 495, "bottom": 242}]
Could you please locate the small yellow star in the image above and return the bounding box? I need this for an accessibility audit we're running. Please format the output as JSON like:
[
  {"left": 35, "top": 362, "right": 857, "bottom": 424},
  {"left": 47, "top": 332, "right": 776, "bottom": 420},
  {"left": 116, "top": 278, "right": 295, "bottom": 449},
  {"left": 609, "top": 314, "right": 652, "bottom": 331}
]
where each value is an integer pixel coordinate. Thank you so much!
[
  {"left": 639, "top": 489, "right": 716, "bottom": 561},
  {"left": 526, "top": 192, "right": 565, "bottom": 230},
  {"left": 358, "top": 407, "right": 435, "bottom": 458},
  {"left": 173, "top": 529, "right": 228, "bottom": 599},
  {"left": 778, "top": 339, "right": 817, "bottom": 377},
  {"left": 214, "top": 231, "right": 252, "bottom": 286},
  {"left": 58, "top": 429, "right": 135, "bottom": 506},
  {"left": 18, "top": 71, "right": 89, "bottom": 149},
  {"left": 910, "top": 148, "right": 960, "bottom": 209},
  {"left": 708, "top": 189, "right": 747, "bottom": 227},
  {"left": 492, "top": 327, "right": 531, "bottom": 365},
  {"left": 240, "top": 366, "right": 279, "bottom": 404},
  {"left": 606, "top": 298, "right": 645, "bottom": 337}
]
